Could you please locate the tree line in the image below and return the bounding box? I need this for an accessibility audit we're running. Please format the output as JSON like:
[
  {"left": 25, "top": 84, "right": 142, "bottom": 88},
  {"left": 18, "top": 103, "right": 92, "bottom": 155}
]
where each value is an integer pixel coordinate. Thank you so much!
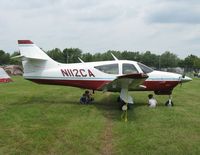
[{"left": 0, "top": 48, "right": 200, "bottom": 71}]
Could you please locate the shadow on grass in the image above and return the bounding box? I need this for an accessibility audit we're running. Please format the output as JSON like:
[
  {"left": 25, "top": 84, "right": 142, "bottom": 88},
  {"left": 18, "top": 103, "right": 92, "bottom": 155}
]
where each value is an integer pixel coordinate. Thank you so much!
[
  {"left": 92, "top": 93, "right": 149, "bottom": 122},
  {"left": 9, "top": 92, "right": 150, "bottom": 122}
]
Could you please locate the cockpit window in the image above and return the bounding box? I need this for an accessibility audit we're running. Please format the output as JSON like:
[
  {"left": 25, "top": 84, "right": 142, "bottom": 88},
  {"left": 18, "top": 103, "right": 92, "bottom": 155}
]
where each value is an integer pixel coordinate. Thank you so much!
[
  {"left": 138, "top": 62, "right": 153, "bottom": 73},
  {"left": 94, "top": 64, "right": 119, "bottom": 74},
  {"left": 122, "top": 63, "right": 138, "bottom": 74}
]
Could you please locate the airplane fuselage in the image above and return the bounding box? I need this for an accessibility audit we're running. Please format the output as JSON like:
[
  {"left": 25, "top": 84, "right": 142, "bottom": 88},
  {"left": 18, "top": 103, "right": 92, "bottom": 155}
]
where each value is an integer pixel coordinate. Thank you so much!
[
  {"left": 17, "top": 40, "right": 192, "bottom": 97},
  {"left": 23, "top": 60, "right": 189, "bottom": 95},
  {"left": 17, "top": 40, "right": 192, "bottom": 106}
]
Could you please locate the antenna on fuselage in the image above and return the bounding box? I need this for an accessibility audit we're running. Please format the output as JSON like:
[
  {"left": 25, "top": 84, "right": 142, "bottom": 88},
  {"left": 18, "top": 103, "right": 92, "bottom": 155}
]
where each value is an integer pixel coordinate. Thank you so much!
[
  {"left": 111, "top": 53, "right": 118, "bottom": 61},
  {"left": 78, "top": 57, "right": 84, "bottom": 63}
]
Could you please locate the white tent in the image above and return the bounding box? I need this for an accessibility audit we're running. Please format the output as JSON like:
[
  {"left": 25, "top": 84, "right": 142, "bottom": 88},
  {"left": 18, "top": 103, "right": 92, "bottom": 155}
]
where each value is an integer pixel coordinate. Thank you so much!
[{"left": 0, "top": 67, "right": 12, "bottom": 83}]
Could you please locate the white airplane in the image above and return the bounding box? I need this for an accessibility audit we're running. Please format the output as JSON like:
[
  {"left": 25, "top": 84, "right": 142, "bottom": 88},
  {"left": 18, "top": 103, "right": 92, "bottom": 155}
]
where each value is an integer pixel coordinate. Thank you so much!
[
  {"left": 16, "top": 40, "right": 192, "bottom": 108},
  {"left": 0, "top": 67, "right": 12, "bottom": 83}
]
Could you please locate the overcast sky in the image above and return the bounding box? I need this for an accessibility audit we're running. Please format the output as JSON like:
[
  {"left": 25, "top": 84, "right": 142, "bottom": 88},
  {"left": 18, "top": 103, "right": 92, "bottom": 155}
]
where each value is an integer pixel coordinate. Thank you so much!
[{"left": 0, "top": 0, "right": 200, "bottom": 58}]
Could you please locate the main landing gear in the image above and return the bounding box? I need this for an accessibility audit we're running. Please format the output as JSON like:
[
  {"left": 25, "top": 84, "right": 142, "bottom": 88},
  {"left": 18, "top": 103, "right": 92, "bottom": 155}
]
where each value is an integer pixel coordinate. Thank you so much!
[
  {"left": 118, "top": 88, "right": 134, "bottom": 122},
  {"left": 117, "top": 97, "right": 131, "bottom": 110},
  {"left": 117, "top": 98, "right": 129, "bottom": 122},
  {"left": 117, "top": 96, "right": 133, "bottom": 111}
]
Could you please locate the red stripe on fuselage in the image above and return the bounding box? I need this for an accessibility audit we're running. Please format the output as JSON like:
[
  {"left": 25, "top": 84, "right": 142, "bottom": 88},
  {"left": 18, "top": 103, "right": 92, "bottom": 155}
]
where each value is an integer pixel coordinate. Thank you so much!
[
  {"left": 143, "top": 80, "right": 179, "bottom": 91},
  {"left": 29, "top": 78, "right": 179, "bottom": 92},
  {"left": 28, "top": 79, "right": 111, "bottom": 90},
  {"left": 27, "top": 79, "right": 180, "bottom": 92}
]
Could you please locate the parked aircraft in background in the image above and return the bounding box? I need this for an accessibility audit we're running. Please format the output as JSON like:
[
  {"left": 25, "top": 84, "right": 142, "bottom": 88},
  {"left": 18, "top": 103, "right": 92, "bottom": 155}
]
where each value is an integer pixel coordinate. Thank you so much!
[
  {"left": 16, "top": 40, "right": 192, "bottom": 108},
  {"left": 0, "top": 67, "right": 12, "bottom": 83}
]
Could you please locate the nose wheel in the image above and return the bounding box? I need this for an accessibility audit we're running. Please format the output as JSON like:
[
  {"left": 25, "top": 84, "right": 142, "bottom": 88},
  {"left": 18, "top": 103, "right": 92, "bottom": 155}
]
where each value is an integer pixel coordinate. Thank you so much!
[{"left": 165, "top": 95, "right": 174, "bottom": 106}]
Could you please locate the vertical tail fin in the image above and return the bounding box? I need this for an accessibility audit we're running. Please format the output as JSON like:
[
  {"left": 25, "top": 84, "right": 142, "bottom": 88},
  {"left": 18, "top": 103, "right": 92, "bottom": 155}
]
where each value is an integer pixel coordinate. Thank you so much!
[
  {"left": 18, "top": 40, "right": 53, "bottom": 60},
  {"left": 18, "top": 40, "right": 58, "bottom": 76}
]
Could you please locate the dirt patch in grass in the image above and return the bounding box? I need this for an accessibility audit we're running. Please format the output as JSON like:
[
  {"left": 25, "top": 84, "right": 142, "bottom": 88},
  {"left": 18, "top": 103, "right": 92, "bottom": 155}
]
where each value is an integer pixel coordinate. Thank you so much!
[{"left": 100, "top": 113, "right": 114, "bottom": 155}]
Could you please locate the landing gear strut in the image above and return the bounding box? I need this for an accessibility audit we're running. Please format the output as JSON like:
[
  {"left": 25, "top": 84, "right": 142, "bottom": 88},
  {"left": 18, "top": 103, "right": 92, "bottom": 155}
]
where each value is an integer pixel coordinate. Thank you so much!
[
  {"left": 165, "top": 94, "right": 174, "bottom": 106},
  {"left": 119, "top": 88, "right": 133, "bottom": 122},
  {"left": 121, "top": 103, "right": 128, "bottom": 122}
]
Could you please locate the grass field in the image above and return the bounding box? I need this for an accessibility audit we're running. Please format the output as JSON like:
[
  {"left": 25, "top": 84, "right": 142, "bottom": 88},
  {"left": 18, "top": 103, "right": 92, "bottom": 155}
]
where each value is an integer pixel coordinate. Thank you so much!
[{"left": 0, "top": 76, "right": 200, "bottom": 155}]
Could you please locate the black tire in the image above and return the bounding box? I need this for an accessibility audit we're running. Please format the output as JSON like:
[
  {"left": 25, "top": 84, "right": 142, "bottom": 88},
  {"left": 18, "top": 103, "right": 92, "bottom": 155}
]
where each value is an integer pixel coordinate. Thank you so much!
[
  {"left": 117, "top": 96, "right": 121, "bottom": 103},
  {"left": 117, "top": 97, "right": 132, "bottom": 110},
  {"left": 165, "top": 100, "right": 174, "bottom": 106}
]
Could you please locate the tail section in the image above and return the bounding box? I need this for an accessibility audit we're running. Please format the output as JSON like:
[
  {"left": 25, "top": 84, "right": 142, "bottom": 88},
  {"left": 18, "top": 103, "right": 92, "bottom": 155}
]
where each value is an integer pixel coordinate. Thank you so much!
[
  {"left": 18, "top": 40, "right": 53, "bottom": 60},
  {"left": 18, "top": 40, "right": 58, "bottom": 77}
]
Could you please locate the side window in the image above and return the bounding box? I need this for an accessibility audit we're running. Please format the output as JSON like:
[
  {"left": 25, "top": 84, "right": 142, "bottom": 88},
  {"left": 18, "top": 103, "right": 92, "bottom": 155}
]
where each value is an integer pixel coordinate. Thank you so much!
[
  {"left": 94, "top": 64, "right": 119, "bottom": 74},
  {"left": 123, "top": 63, "right": 138, "bottom": 74}
]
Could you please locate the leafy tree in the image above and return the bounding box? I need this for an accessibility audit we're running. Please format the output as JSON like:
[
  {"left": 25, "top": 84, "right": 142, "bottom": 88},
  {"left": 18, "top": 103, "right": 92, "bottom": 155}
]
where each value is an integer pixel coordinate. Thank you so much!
[
  {"left": 121, "top": 51, "right": 134, "bottom": 60},
  {"left": 140, "top": 51, "right": 159, "bottom": 67},
  {"left": 183, "top": 55, "right": 200, "bottom": 71},
  {"left": 46, "top": 48, "right": 64, "bottom": 63},
  {"left": 0, "top": 50, "right": 10, "bottom": 65},
  {"left": 9, "top": 51, "right": 22, "bottom": 65},
  {"left": 107, "top": 50, "right": 122, "bottom": 60},
  {"left": 101, "top": 51, "right": 115, "bottom": 61},
  {"left": 82, "top": 53, "right": 93, "bottom": 62},
  {"left": 160, "top": 51, "right": 180, "bottom": 68},
  {"left": 63, "top": 48, "right": 82, "bottom": 63},
  {"left": 93, "top": 53, "right": 103, "bottom": 61}
]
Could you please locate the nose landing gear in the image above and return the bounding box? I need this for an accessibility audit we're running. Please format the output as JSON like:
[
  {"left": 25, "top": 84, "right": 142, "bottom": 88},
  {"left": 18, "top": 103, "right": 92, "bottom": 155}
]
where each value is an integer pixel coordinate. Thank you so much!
[{"left": 165, "top": 95, "right": 174, "bottom": 106}]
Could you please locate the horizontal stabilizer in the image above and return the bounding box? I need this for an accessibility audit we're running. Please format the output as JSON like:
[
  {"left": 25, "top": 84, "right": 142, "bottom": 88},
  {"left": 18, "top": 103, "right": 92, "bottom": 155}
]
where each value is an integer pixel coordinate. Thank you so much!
[{"left": 12, "top": 55, "right": 47, "bottom": 61}]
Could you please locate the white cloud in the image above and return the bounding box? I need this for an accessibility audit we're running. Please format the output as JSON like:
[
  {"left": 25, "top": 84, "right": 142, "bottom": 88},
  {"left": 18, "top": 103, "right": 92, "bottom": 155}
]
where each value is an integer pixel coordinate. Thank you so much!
[
  {"left": 146, "top": 1, "right": 200, "bottom": 24},
  {"left": 0, "top": 0, "right": 200, "bottom": 58}
]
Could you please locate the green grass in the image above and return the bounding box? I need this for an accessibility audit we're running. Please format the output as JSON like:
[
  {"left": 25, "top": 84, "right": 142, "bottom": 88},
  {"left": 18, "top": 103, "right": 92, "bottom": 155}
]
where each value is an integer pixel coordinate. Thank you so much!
[{"left": 0, "top": 76, "right": 200, "bottom": 155}]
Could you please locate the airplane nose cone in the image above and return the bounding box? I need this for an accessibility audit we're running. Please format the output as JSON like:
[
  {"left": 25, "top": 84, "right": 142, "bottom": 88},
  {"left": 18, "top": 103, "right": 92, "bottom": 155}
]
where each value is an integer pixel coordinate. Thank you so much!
[{"left": 181, "top": 76, "right": 192, "bottom": 83}]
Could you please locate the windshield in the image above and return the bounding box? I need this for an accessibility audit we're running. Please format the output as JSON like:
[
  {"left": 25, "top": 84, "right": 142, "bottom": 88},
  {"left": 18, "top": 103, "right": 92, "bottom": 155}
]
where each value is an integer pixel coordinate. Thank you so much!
[{"left": 138, "top": 62, "right": 153, "bottom": 73}]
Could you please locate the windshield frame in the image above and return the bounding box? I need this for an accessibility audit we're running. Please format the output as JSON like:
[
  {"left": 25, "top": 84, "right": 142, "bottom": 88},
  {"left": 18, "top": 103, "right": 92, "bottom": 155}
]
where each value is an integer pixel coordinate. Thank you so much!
[{"left": 137, "top": 62, "right": 153, "bottom": 74}]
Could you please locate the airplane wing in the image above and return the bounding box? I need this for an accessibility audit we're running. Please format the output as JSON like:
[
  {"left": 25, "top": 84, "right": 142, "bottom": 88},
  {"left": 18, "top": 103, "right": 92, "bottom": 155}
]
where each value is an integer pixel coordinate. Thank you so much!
[
  {"left": 101, "top": 73, "right": 148, "bottom": 92},
  {"left": 0, "top": 68, "right": 12, "bottom": 83}
]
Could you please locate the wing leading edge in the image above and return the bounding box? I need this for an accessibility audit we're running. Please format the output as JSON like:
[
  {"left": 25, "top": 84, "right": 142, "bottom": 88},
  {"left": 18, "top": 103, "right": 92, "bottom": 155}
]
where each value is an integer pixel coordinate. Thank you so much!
[{"left": 101, "top": 73, "right": 148, "bottom": 92}]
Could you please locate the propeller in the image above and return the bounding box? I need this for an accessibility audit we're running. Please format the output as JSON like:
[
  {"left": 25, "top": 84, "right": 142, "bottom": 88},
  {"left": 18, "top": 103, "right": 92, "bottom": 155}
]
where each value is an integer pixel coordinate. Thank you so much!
[{"left": 179, "top": 74, "right": 185, "bottom": 87}]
